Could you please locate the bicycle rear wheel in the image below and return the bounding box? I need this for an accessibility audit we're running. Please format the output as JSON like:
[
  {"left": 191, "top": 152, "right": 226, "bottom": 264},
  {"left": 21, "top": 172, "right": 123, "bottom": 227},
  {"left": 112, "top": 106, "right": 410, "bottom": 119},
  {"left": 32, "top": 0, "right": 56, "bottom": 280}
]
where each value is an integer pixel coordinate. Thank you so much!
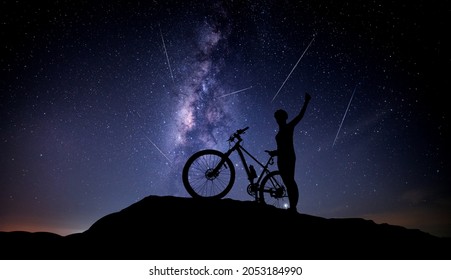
[
  {"left": 259, "top": 170, "right": 289, "bottom": 209},
  {"left": 182, "top": 149, "right": 235, "bottom": 199}
]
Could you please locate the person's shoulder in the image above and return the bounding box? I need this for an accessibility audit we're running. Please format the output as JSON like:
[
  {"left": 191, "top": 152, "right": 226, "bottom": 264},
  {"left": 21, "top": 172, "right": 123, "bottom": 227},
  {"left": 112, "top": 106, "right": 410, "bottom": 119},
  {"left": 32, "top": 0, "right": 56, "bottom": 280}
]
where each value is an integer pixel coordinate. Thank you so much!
[{"left": 287, "top": 120, "right": 297, "bottom": 128}]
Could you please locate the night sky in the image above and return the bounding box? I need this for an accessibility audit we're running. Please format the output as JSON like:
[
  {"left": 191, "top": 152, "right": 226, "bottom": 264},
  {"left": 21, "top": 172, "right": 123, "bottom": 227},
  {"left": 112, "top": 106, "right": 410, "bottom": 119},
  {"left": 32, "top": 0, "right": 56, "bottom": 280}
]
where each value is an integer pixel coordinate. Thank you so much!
[{"left": 1, "top": 0, "right": 449, "bottom": 237}]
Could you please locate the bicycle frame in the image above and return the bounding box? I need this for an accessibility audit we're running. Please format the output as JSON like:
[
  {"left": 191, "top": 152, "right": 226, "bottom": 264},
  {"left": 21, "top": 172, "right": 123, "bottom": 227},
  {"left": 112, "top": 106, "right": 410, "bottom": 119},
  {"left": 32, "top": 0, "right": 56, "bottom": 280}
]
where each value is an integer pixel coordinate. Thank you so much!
[{"left": 217, "top": 135, "right": 274, "bottom": 187}]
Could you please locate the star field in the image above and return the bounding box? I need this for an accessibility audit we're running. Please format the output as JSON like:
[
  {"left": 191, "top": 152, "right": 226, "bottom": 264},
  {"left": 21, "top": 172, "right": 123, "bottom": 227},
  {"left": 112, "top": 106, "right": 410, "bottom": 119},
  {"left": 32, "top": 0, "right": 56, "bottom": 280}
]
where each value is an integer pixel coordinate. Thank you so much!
[{"left": 1, "top": 0, "right": 449, "bottom": 237}]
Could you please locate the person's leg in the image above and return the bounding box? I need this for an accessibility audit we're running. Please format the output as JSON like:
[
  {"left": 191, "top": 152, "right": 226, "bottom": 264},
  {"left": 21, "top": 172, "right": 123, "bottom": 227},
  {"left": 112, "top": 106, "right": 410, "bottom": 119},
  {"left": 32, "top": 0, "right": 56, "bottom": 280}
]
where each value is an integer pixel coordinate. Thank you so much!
[
  {"left": 285, "top": 179, "right": 298, "bottom": 212},
  {"left": 279, "top": 168, "right": 298, "bottom": 212},
  {"left": 286, "top": 160, "right": 298, "bottom": 212},
  {"left": 278, "top": 158, "right": 299, "bottom": 212},
  {"left": 289, "top": 180, "right": 298, "bottom": 208}
]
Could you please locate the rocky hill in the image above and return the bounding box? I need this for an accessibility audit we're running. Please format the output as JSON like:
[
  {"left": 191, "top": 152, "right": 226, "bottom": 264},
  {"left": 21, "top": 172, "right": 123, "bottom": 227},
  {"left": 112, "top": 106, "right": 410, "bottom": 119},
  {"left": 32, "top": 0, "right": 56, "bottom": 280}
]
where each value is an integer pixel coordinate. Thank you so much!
[{"left": 1, "top": 195, "right": 450, "bottom": 259}]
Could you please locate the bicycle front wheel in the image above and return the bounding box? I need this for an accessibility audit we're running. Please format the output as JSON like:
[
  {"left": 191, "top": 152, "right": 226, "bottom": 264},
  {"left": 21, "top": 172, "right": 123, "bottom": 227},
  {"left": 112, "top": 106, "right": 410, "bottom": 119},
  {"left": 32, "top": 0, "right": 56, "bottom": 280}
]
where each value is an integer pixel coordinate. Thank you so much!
[
  {"left": 182, "top": 149, "right": 235, "bottom": 199},
  {"left": 259, "top": 170, "right": 289, "bottom": 209}
]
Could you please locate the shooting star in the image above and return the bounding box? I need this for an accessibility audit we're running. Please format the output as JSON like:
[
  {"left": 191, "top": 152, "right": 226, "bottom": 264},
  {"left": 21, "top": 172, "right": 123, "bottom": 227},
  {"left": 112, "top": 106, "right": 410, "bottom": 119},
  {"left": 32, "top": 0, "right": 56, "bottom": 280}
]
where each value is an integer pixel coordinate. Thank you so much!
[
  {"left": 145, "top": 135, "right": 172, "bottom": 164},
  {"left": 271, "top": 35, "right": 316, "bottom": 102},
  {"left": 218, "top": 85, "right": 253, "bottom": 98},
  {"left": 159, "top": 25, "right": 175, "bottom": 84},
  {"left": 332, "top": 83, "right": 359, "bottom": 148}
]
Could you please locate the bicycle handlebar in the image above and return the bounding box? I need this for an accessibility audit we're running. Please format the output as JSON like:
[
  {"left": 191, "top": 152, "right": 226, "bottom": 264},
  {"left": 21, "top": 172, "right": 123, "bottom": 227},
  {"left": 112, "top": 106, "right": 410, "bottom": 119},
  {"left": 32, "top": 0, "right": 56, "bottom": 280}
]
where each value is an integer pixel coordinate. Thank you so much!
[
  {"left": 237, "top": 126, "right": 249, "bottom": 134},
  {"left": 228, "top": 126, "right": 249, "bottom": 142}
]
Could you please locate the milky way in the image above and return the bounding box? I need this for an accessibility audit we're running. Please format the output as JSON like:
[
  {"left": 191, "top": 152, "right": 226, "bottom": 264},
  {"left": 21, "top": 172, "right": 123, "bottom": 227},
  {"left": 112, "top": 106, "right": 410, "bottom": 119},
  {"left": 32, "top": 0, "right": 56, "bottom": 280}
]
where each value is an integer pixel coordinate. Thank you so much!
[{"left": 173, "top": 19, "right": 234, "bottom": 150}]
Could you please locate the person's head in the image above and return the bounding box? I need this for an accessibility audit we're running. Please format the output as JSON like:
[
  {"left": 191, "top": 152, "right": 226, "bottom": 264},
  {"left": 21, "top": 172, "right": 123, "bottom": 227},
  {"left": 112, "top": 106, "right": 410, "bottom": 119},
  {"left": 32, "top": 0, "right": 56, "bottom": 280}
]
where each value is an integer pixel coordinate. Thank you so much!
[{"left": 274, "top": 109, "right": 288, "bottom": 125}]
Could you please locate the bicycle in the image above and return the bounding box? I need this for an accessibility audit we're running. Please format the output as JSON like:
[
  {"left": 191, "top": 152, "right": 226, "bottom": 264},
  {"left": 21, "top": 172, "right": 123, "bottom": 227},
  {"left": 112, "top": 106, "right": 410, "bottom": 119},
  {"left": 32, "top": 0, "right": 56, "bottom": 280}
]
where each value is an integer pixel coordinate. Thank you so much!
[{"left": 182, "top": 126, "right": 290, "bottom": 209}]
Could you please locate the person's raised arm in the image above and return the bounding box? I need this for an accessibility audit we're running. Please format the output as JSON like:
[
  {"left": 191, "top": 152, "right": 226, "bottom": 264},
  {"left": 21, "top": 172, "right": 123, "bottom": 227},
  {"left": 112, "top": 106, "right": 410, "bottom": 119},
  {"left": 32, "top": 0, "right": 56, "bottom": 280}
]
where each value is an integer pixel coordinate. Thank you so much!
[{"left": 289, "top": 92, "right": 311, "bottom": 127}]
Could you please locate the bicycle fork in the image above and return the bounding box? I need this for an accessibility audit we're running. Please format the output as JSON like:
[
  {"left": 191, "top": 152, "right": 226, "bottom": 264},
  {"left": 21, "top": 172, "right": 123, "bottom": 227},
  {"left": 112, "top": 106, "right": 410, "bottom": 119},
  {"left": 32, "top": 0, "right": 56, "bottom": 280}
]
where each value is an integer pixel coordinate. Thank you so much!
[{"left": 209, "top": 148, "right": 235, "bottom": 178}]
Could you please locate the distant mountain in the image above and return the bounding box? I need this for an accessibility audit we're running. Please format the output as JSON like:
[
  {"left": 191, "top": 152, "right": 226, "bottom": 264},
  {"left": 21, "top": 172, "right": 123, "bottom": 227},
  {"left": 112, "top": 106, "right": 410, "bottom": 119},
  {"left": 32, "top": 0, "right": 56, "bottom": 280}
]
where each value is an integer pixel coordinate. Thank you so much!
[{"left": 1, "top": 195, "right": 450, "bottom": 259}]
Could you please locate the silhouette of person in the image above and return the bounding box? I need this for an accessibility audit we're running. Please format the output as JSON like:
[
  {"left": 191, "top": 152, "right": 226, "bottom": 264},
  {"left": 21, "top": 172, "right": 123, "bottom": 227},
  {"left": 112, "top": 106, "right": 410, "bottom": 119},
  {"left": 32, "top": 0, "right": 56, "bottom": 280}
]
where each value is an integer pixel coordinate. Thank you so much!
[{"left": 269, "top": 92, "right": 311, "bottom": 213}]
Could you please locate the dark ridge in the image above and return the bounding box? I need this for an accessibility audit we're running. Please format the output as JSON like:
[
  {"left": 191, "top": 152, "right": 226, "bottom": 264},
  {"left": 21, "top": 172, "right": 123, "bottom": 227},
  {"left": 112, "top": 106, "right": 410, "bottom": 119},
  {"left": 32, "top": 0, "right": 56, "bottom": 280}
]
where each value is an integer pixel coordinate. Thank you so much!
[{"left": 1, "top": 195, "right": 450, "bottom": 260}]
